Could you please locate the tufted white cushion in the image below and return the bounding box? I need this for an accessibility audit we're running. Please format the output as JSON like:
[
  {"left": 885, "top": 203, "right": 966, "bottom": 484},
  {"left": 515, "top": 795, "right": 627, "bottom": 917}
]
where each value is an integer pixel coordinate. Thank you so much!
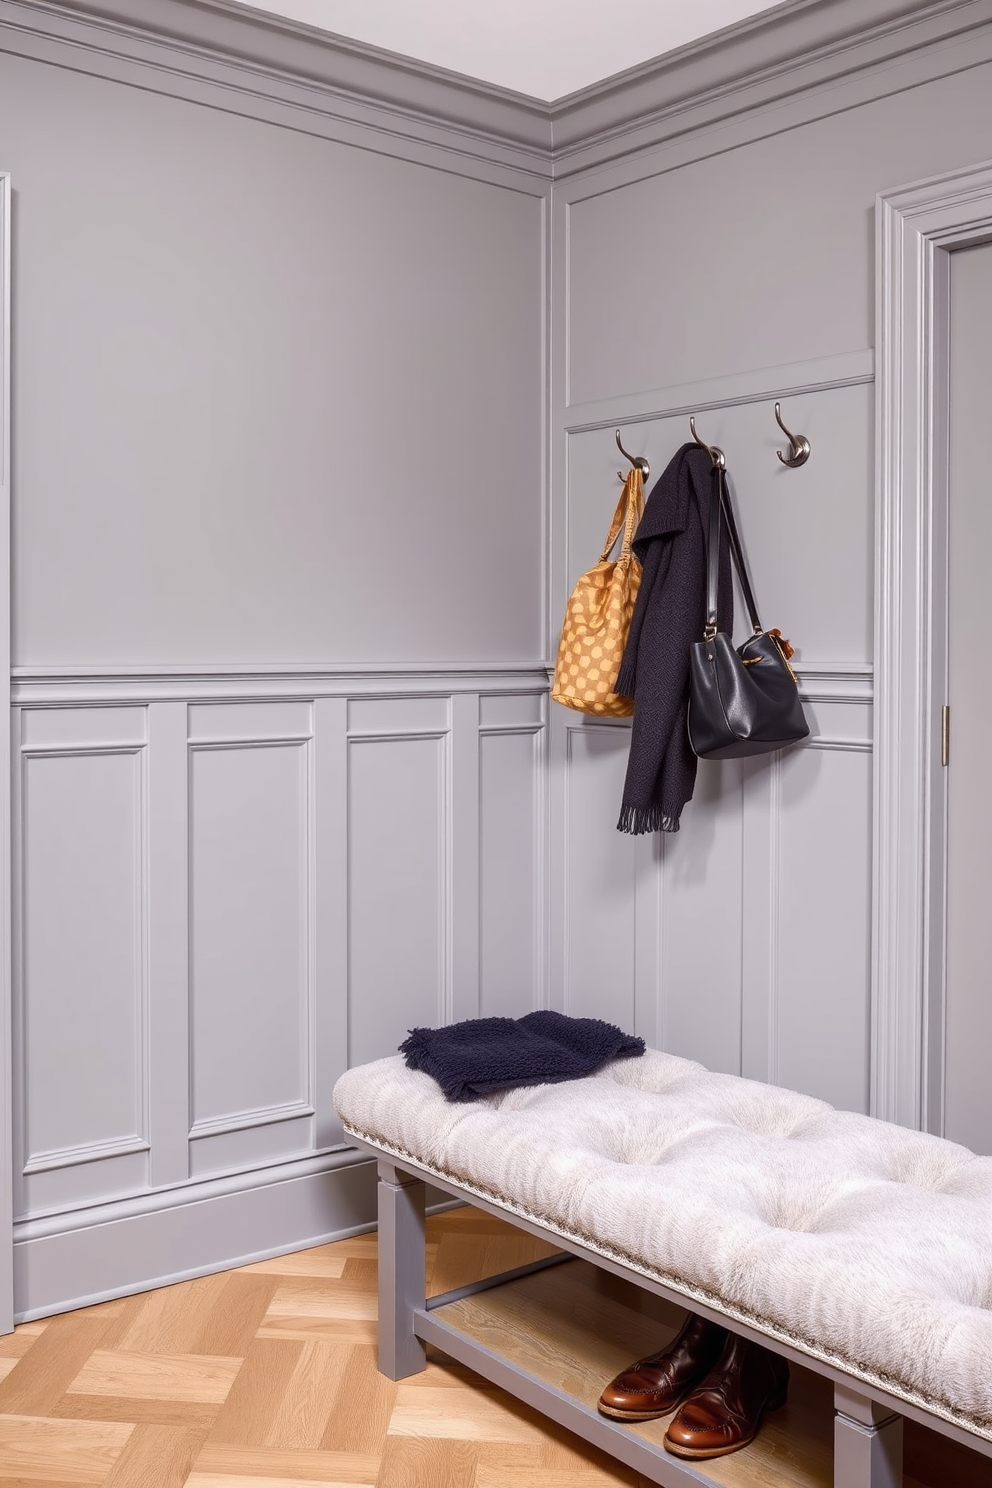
[{"left": 334, "top": 1049, "right": 992, "bottom": 1437}]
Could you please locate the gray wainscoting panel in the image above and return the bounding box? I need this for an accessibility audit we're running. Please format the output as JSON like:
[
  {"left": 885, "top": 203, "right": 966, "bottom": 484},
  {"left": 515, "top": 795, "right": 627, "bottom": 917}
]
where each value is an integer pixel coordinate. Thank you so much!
[
  {"left": 775, "top": 725, "right": 873, "bottom": 1115},
  {"left": 348, "top": 727, "right": 448, "bottom": 1066},
  {"left": 658, "top": 760, "right": 746, "bottom": 1077},
  {"left": 559, "top": 719, "right": 637, "bottom": 1029},
  {"left": 550, "top": 703, "right": 874, "bottom": 1113},
  {"left": 17, "top": 719, "right": 148, "bottom": 1217},
  {"left": 479, "top": 723, "right": 542, "bottom": 1019},
  {"left": 188, "top": 734, "right": 313, "bottom": 1174},
  {"left": 10, "top": 672, "right": 547, "bottom": 1319}
]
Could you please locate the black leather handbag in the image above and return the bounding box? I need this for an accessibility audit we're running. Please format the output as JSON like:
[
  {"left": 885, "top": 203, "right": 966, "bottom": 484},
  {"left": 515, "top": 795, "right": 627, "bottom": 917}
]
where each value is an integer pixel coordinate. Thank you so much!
[{"left": 688, "top": 466, "right": 809, "bottom": 760}]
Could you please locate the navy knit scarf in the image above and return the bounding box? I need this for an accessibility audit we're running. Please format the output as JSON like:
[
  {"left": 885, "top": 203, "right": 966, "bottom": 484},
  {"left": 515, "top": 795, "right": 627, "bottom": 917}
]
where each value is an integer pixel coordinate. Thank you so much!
[{"left": 615, "top": 445, "right": 732, "bottom": 834}]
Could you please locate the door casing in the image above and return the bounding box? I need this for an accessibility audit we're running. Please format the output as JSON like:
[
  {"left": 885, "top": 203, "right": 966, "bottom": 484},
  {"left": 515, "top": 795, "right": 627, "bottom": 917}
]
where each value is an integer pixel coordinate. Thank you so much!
[
  {"left": 873, "top": 161, "right": 992, "bottom": 1134},
  {"left": 1, "top": 171, "right": 12, "bottom": 1335}
]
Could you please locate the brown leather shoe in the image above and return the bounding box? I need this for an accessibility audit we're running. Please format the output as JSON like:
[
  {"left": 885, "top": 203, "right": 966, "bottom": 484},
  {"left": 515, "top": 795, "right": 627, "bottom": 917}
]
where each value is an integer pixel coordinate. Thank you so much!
[
  {"left": 663, "top": 1332, "right": 789, "bottom": 1458},
  {"left": 597, "top": 1314, "right": 728, "bottom": 1420}
]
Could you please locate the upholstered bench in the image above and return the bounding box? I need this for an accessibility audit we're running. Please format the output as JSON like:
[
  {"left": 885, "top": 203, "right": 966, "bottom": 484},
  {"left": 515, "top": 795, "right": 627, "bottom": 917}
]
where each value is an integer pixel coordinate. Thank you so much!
[{"left": 333, "top": 1048, "right": 992, "bottom": 1488}]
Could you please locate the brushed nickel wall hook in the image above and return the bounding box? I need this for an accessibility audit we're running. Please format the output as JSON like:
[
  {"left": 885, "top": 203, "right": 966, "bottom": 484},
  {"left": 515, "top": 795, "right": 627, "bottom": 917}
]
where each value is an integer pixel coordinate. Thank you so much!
[
  {"left": 615, "top": 429, "right": 650, "bottom": 483},
  {"left": 689, "top": 415, "right": 725, "bottom": 470},
  {"left": 774, "top": 402, "right": 811, "bottom": 467}
]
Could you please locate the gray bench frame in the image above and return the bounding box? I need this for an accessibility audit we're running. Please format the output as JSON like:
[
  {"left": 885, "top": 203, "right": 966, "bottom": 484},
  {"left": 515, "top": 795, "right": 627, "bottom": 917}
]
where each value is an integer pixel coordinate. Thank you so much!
[{"left": 356, "top": 1138, "right": 992, "bottom": 1488}]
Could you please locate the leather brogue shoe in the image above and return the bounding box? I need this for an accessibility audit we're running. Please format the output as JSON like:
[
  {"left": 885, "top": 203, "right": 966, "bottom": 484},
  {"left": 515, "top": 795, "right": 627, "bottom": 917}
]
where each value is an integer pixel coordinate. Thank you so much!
[
  {"left": 597, "top": 1313, "right": 728, "bottom": 1421},
  {"left": 663, "top": 1332, "right": 789, "bottom": 1459}
]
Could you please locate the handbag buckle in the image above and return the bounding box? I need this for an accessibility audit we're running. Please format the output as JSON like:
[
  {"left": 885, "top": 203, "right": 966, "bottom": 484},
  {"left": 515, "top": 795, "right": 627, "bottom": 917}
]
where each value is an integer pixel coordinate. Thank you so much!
[{"left": 703, "top": 623, "right": 717, "bottom": 641}]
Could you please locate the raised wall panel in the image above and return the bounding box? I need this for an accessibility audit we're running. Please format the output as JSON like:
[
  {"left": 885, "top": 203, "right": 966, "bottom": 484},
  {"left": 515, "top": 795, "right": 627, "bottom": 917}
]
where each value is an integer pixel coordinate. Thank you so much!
[
  {"left": 21, "top": 706, "right": 146, "bottom": 750},
  {"left": 479, "top": 727, "right": 541, "bottom": 1018},
  {"left": 348, "top": 696, "right": 449, "bottom": 735},
  {"left": 348, "top": 731, "right": 447, "bottom": 1066},
  {"left": 189, "top": 739, "right": 312, "bottom": 1170},
  {"left": 659, "top": 760, "right": 745, "bottom": 1075},
  {"left": 189, "top": 701, "right": 312, "bottom": 740},
  {"left": 775, "top": 739, "right": 873, "bottom": 1114},
  {"left": 562, "top": 721, "right": 637, "bottom": 1027},
  {"left": 17, "top": 737, "right": 147, "bottom": 1216},
  {"left": 188, "top": 1114, "right": 314, "bottom": 1179},
  {"left": 480, "top": 693, "right": 543, "bottom": 729}
]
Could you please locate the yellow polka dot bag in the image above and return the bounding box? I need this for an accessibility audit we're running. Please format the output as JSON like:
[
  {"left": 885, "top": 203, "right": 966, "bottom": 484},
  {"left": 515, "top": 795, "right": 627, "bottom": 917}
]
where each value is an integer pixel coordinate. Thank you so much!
[{"left": 551, "top": 468, "right": 645, "bottom": 716}]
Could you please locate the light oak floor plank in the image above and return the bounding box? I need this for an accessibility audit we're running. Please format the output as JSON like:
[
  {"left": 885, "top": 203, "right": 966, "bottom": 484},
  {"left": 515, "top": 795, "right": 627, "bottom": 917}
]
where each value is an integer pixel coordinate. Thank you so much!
[
  {"left": 65, "top": 1351, "right": 242, "bottom": 1405},
  {"left": 0, "top": 1414, "right": 133, "bottom": 1484},
  {"left": 101, "top": 1423, "right": 211, "bottom": 1488},
  {"left": 191, "top": 1443, "right": 379, "bottom": 1481},
  {"left": 0, "top": 1317, "right": 117, "bottom": 1417},
  {"left": 318, "top": 1344, "right": 396, "bottom": 1455},
  {"left": 0, "top": 1207, "right": 987, "bottom": 1487}
]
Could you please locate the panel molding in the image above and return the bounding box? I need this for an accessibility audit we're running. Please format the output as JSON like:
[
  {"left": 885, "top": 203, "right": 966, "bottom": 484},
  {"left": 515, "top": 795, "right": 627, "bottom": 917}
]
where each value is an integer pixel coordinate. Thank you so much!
[
  {"left": 15, "top": 739, "right": 149, "bottom": 1202},
  {"left": 804, "top": 737, "right": 873, "bottom": 753},
  {"left": 874, "top": 157, "right": 992, "bottom": 1130},
  {"left": 187, "top": 734, "right": 312, "bottom": 1138},
  {"left": 766, "top": 754, "right": 783, "bottom": 1088},
  {"left": 11, "top": 665, "right": 551, "bottom": 704},
  {"left": 188, "top": 1099, "right": 315, "bottom": 1142},
  {"left": 796, "top": 667, "right": 873, "bottom": 704},
  {"left": 22, "top": 1134, "right": 149, "bottom": 1176},
  {"left": 477, "top": 718, "right": 547, "bottom": 1019},
  {"left": 741, "top": 757, "right": 775, "bottom": 1085},
  {"left": 563, "top": 349, "right": 875, "bottom": 426}
]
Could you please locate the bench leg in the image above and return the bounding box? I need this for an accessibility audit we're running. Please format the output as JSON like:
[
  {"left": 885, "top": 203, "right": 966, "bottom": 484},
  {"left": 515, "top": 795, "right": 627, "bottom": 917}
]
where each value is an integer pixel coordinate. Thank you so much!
[
  {"left": 834, "top": 1385, "right": 903, "bottom": 1488},
  {"left": 377, "top": 1159, "right": 427, "bottom": 1380}
]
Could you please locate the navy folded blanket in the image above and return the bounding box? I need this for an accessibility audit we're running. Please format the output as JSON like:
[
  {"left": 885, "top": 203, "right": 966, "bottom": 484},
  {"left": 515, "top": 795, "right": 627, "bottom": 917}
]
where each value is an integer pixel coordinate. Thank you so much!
[{"left": 398, "top": 1010, "right": 645, "bottom": 1102}]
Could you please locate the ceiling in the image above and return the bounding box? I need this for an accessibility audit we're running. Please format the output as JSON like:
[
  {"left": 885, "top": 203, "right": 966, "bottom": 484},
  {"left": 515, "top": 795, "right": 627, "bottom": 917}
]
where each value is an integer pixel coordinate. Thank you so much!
[{"left": 228, "top": 0, "right": 784, "bottom": 102}]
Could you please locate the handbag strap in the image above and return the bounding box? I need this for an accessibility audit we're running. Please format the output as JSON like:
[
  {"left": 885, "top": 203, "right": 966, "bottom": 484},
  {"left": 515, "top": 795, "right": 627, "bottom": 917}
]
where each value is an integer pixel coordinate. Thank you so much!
[
  {"left": 720, "top": 471, "right": 762, "bottom": 635},
  {"left": 600, "top": 469, "right": 644, "bottom": 563},
  {"left": 703, "top": 465, "right": 763, "bottom": 638}
]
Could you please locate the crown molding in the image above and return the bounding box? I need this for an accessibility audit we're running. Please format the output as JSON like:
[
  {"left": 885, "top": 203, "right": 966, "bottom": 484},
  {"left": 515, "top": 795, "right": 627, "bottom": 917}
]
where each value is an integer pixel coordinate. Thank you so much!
[
  {"left": 550, "top": 0, "right": 992, "bottom": 174},
  {"left": 5, "top": 0, "right": 992, "bottom": 183},
  {"left": 0, "top": 0, "right": 554, "bottom": 173}
]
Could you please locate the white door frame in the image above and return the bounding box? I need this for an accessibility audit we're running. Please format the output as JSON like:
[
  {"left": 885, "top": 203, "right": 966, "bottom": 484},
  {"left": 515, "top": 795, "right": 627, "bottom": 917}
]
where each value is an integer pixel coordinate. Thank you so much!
[
  {"left": 873, "top": 159, "right": 992, "bottom": 1134},
  {"left": 1, "top": 171, "right": 12, "bottom": 1334}
]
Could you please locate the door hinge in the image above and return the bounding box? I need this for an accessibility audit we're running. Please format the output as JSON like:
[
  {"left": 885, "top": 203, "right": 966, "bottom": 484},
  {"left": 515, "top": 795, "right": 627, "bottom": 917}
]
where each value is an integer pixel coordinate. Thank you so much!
[{"left": 941, "top": 704, "right": 950, "bottom": 768}]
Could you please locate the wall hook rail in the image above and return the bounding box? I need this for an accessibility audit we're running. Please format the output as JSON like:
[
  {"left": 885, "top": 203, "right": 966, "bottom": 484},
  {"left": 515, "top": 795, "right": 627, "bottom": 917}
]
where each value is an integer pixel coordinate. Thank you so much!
[
  {"left": 689, "top": 415, "right": 725, "bottom": 470},
  {"left": 615, "top": 429, "right": 649, "bottom": 483},
  {"left": 774, "top": 402, "right": 811, "bottom": 467}
]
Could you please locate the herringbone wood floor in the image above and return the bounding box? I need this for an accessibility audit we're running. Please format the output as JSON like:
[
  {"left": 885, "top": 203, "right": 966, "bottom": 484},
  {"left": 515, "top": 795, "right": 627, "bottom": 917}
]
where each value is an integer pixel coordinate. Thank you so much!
[{"left": 0, "top": 1206, "right": 985, "bottom": 1487}]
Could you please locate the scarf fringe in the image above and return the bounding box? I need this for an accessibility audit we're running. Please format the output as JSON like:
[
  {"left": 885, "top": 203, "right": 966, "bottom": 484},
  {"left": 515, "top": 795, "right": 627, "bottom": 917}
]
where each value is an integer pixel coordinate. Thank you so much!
[
  {"left": 614, "top": 657, "right": 636, "bottom": 699},
  {"left": 617, "top": 804, "right": 681, "bottom": 835}
]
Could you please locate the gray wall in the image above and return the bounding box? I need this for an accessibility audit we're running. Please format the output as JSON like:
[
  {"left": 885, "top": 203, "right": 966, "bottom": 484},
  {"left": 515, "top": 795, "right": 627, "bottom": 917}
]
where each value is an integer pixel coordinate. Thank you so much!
[
  {"left": 7, "top": 0, "right": 992, "bottom": 1321},
  {"left": 550, "top": 22, "right": 992, "bottom": 1114},
  {"left": 1, "top": 48, "right": 545, "bottom": 667}
]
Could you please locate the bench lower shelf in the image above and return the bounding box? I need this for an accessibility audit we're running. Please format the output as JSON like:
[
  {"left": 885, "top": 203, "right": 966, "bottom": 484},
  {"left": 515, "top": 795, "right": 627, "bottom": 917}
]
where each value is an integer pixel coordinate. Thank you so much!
[{"left": 419, "top": 1255, "right": 833, "bottom": 1488}]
